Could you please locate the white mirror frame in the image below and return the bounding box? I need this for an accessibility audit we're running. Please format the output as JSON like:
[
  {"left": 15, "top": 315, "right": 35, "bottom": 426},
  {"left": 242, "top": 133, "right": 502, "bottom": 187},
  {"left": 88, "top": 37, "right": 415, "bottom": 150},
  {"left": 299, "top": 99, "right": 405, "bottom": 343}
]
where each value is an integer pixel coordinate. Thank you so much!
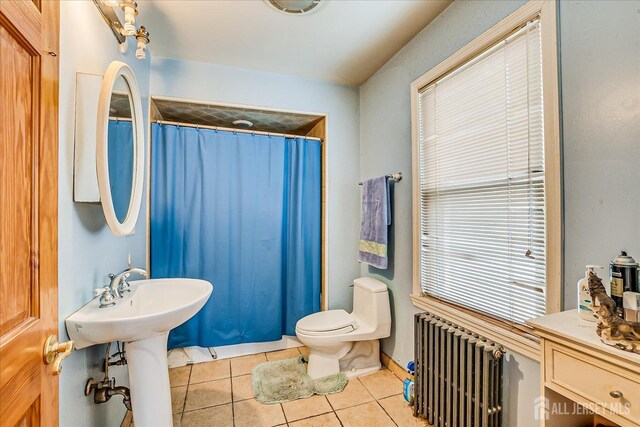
[{"left": 96, "top": 61, "right": 145, "bottom": 237}]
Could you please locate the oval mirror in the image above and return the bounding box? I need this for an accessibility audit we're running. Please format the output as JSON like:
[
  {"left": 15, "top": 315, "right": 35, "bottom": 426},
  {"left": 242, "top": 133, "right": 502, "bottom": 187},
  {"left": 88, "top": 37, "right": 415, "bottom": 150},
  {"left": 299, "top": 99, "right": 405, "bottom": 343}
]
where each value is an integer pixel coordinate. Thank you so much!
[{"left": 96, "top": 61, "right": 144, "bottom": 236}]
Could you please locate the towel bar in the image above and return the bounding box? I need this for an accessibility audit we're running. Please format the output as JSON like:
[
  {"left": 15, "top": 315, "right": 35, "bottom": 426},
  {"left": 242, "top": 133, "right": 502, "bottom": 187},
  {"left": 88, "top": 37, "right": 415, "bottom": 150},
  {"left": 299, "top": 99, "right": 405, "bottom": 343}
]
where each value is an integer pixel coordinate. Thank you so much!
[{"left": 358, "top": 172, "right": 402, "bottom": 185}]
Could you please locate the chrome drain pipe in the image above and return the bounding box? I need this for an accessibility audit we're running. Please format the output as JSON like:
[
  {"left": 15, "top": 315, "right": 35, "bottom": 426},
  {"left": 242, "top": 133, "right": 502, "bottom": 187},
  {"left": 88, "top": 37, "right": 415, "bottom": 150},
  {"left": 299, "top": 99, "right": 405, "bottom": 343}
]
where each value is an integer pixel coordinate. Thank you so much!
[{"left": 85, "top": 342, "right": 132, "bottom": 411}]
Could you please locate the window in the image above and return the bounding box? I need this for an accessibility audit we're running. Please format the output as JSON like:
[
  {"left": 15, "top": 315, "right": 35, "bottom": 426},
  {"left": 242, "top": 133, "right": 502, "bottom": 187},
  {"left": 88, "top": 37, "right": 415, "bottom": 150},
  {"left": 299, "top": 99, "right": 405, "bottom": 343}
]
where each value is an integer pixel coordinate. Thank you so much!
[{"left": 411, "top": 1, "right": 560, "bottom": 332}]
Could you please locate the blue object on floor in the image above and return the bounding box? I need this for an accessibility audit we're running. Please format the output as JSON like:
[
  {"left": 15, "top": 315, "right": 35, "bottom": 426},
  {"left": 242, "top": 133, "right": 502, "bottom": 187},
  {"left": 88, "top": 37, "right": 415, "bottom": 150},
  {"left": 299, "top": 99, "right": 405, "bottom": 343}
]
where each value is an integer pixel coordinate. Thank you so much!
[
  {"left": 150, "top": 124, "right": 321, "bottom": 349},
  {"left": 403, "top": 378, "right": 415, "bottom": 405}
]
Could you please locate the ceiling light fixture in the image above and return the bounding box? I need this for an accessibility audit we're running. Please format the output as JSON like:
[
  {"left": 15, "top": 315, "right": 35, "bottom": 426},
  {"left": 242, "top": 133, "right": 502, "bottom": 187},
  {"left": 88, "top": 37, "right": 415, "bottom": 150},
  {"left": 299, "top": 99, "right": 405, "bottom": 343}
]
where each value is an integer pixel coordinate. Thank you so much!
[
  {"left": 122, "top": 0, "right": 138, "bottom": 36},
  {"left": 266, "top": 0, "right": 321, "bottom": 14},
  {"left": 232, "top": 120, "right": 254, "bottom": 129},
  {"left": 135, "top": 26, "right": 150, "bottom": 60},
  {"left": 102, "top": 0, "right": 122, "bottom": 7},
  {"left": 93, "top": 0, "right": 150, "bottom": 60}
]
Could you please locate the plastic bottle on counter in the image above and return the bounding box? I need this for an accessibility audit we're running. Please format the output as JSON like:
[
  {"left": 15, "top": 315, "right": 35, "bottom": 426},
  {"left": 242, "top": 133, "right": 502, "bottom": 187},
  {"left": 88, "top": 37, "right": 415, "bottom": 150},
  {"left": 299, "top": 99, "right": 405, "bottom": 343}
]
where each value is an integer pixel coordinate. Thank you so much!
[{"left": 577, "top": 265, "right": 603, "bottom": 322}]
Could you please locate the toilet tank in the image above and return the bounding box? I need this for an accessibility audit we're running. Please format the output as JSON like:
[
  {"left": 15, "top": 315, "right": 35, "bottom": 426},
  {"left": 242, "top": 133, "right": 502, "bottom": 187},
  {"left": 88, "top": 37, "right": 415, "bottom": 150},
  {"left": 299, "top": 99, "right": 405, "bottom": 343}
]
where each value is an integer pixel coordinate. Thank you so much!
[{"left": 352, "top": 277, "right": 391, "bottom": 334}]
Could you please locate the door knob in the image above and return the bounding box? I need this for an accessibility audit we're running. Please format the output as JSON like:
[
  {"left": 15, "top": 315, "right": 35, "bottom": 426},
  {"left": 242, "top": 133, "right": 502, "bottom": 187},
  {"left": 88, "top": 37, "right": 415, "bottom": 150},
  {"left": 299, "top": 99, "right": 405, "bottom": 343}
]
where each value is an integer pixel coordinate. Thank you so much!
[{"left": 43, "top": 335, "right": 75, "bottom": 376}]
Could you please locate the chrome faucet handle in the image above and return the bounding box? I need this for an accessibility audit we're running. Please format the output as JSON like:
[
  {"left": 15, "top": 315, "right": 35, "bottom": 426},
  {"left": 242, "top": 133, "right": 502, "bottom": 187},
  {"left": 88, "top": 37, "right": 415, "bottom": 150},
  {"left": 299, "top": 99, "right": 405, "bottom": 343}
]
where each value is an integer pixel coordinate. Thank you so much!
[
  {"left": 119, "top": 268, "right": 148, "bottom": 294},
  {"left": 107, "top": 273, "right": 123, "bottom": 299},
  {"left": 93, "top": 286, "right": 109, "bottom": 297},
  {"left": 109, "top": 268, "right": 147, "bottom": 299},
  {"left": 119, "top": 273, "right": 132, "bottom": 294},
  {"left": 93, "top": 286, "right": 116, "bottom": 308}
]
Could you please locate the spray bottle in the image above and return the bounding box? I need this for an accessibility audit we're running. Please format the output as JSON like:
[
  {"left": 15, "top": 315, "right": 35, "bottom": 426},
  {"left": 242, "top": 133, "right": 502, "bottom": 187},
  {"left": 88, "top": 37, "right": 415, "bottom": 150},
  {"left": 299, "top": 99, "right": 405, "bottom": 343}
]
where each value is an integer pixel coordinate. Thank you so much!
[{"left": 577, "top": 265, "right": 603, "bottom": 322}]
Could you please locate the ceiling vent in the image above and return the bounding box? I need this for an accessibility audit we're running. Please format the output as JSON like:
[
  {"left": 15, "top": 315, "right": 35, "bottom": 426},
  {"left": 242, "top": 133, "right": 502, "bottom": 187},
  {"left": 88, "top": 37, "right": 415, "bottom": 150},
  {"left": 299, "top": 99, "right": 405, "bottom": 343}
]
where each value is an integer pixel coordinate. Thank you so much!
[{"left": 266, "top": 0, "right": 320, "bottom": 14}]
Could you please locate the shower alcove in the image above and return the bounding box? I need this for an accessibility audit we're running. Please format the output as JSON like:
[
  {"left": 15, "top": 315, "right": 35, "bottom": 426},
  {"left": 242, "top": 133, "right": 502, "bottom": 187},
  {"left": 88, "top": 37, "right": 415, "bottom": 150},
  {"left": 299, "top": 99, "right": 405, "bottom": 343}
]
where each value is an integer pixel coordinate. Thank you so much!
[{"left": 148, "top": 97, "right": 328, "bottom": 365}]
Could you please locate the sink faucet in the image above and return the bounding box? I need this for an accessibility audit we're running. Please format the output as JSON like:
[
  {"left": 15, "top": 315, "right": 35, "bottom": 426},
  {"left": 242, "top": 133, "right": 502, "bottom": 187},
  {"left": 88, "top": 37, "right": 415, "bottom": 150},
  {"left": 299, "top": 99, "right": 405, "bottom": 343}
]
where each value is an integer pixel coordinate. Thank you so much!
[
  {"left": 93, "top": 267, "right": 148, "bottom": 308},
  {"left": 108, "top": 267, "right": 148, "bottom": 299}
]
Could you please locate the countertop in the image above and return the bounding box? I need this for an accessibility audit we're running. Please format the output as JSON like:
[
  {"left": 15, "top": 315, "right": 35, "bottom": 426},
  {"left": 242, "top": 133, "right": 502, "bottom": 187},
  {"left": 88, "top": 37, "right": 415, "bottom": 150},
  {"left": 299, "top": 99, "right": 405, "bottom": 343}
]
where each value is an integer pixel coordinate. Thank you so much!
[{"left": 526, "top": 309, "right": 640, "bottom": 365}]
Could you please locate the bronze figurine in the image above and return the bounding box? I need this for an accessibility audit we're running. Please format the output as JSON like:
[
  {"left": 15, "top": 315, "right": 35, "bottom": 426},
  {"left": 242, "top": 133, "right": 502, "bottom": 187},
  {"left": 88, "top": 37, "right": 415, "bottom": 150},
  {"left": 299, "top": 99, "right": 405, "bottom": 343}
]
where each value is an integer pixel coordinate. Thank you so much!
[{"left": 588, "top": 272, "right": 640, "bottom": 354}]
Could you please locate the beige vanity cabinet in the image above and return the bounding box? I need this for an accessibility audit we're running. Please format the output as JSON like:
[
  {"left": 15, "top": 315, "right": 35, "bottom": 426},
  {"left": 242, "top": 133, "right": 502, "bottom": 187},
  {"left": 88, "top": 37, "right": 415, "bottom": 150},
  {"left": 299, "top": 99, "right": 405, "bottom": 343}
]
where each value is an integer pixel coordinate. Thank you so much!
[{"left": 528, "top": 310, "right": 640, "bottom": 427}]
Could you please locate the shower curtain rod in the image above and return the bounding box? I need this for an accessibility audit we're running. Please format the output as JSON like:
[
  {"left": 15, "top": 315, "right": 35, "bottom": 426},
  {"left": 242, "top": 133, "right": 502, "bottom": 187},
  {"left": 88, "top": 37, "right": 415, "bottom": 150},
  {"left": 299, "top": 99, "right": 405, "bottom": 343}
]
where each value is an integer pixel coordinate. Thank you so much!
[{"left": 152, "top": 119, "right": 323, "bottom": 142}]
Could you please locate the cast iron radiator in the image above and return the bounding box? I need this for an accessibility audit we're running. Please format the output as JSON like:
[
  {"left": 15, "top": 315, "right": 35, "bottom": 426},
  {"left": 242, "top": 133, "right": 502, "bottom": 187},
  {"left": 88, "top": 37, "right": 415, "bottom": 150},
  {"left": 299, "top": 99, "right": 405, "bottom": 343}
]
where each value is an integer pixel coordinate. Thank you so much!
[{"left": 414, "top": 312, "right": 504, "bottom": 427}]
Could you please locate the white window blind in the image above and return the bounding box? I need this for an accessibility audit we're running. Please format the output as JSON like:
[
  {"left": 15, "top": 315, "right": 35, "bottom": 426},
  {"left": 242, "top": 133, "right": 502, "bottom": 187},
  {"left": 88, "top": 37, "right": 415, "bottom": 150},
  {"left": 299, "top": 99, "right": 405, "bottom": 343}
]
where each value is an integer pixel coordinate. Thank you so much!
[{"left": 418, "top": 19, "right": 546, "bottom": 325}]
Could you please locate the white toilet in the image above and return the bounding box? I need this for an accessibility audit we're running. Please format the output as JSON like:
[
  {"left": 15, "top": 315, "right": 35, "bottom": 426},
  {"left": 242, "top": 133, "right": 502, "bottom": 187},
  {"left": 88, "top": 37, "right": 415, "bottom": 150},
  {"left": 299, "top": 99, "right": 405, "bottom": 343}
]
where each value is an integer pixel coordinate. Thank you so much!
[{"left": 295, "top": 277, "right": 391, "bottom": 379}]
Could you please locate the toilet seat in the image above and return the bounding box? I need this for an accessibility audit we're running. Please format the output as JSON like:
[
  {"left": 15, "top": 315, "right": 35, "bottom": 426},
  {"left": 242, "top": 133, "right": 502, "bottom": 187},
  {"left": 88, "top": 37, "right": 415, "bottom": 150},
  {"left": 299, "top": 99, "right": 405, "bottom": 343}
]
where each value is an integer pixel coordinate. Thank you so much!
[{"left": 296, "top": 309, "right": 358, "bottom": 336}]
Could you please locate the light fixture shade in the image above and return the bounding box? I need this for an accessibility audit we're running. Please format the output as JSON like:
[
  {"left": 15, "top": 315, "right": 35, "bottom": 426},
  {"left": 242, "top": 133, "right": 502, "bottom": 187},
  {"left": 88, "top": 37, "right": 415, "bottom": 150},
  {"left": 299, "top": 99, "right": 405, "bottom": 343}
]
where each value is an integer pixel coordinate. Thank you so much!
[
  {"left": 267, "top": 0, "right": 320, "bottom": 14},
  {"left": 232, "top": 119, "right": 254, "bottom": 128}
]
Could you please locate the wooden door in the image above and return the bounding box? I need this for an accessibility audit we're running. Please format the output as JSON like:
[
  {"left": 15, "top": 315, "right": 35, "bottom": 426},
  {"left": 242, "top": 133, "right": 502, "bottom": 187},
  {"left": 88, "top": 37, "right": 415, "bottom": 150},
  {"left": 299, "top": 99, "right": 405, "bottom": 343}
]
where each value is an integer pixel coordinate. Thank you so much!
[{"left": 0, "top": 0, "right": 60, "bottom": 425}]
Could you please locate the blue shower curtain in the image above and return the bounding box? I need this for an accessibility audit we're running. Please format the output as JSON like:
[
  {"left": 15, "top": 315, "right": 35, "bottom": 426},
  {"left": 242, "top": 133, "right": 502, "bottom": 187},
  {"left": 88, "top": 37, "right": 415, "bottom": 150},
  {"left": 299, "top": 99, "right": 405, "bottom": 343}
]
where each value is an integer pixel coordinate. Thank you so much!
[
  {"left": 150, "top": 124, "right": 321, "bottom": 349},
  {"left": 108, "top": 120, "right": 134, "bottom": 221}
]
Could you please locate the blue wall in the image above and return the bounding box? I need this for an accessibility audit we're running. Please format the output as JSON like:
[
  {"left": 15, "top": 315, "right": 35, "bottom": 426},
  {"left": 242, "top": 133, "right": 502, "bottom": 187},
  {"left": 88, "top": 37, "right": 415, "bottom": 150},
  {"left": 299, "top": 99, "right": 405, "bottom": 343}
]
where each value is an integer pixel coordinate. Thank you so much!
[
  {"left": 58, "top": 1, "right": 150, "bottom": 425},
  {"left": 359, "top": 1, "right": 640, "bottom": 426},
  {"left": 560, "top": 0, "right": 640, "bottom": 308},
  {"left": 360, "top": 0, "right": 528, "bottom": 370}
]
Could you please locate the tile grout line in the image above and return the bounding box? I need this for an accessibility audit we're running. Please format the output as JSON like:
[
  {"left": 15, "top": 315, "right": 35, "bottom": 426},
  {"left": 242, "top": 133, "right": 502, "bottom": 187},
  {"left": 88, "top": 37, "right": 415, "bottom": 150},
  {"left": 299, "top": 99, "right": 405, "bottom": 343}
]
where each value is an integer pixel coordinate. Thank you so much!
[
  {"left": 180, "top": 372, "right": 260, "bottom": 416},
  {"left": 321, "top": 387, "right": 345, "bottom": 427},
  {"left": 333, "top": 399, "right": 399, "bottom": 427},
  {"left": 229, "top": 359, "right": 236, "bottom": 427},
  {"left": 287, "top": 410, "right": 334, "bottom": 424},
  {"left": 359, "top": 370, "right": 409, "bottom": 426},
  {"left": 280, "top": 402, "right": 288, "bottom": 425},
  {"left": 281, "top": 396, "right": 333, "bottom": 424},
  {"left": 374, "top": 399, "right": 400, "bottom": 427},
  {"left": 324, "top": 384, "right": 338, "bottom": 412},
  {"left": 175, "top": 354, "right": 407, "bottom": 426},
  {"left": 173, "top": 350, "right": 304, "bottom": 411},
  {"left": 178, "top": 361, "right": 238, "bottom": 424},
  {"left": 180, "top": 364, "right": 193, "bottom": 423}
]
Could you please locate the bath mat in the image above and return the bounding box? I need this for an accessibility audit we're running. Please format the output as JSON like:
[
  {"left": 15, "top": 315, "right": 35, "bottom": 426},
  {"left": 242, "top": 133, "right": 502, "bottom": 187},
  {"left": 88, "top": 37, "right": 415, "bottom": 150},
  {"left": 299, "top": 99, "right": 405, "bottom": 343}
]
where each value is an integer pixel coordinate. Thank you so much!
[{"left": 252, "top": 355, "right": 347, "bottom": 404}]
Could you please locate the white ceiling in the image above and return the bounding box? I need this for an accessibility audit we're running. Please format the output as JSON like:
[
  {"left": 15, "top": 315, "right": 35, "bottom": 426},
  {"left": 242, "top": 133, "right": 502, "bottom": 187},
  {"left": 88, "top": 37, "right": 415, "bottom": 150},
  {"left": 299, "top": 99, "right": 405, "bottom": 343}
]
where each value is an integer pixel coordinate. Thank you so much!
[{"left": 140, "top": 0, "right": 451, "bottom": 86}]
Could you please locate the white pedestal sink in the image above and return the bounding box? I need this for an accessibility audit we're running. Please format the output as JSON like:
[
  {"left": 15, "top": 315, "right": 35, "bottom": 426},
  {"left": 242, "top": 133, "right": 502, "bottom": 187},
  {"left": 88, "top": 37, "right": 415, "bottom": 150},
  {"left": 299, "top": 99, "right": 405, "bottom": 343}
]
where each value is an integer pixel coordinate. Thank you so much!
[{"left": 66, "top": 278, "right": 212, "bottom": 427}]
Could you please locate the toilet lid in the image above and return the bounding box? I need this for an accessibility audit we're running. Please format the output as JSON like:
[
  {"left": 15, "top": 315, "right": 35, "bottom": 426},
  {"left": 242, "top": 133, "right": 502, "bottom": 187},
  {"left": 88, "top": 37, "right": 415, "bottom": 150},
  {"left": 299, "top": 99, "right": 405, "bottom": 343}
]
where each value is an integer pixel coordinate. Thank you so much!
[{"left": 296, "top": 310, "right": 358, "bottom": 335}]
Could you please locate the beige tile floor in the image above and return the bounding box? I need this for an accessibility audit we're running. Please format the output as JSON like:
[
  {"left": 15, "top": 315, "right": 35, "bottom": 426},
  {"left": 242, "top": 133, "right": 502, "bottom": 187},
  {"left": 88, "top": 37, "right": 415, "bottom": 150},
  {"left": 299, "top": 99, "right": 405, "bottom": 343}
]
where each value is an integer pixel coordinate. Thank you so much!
[{"left": 168, "top": 347, "right": 429, "bottom": 427}]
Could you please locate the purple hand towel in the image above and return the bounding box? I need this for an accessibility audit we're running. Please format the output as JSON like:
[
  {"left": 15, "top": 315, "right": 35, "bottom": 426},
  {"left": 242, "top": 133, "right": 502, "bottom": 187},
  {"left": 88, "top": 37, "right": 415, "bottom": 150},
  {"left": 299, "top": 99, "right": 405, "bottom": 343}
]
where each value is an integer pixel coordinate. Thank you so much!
[{"left": 358, "top": 176, "right": 391, "bottom": 269}]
